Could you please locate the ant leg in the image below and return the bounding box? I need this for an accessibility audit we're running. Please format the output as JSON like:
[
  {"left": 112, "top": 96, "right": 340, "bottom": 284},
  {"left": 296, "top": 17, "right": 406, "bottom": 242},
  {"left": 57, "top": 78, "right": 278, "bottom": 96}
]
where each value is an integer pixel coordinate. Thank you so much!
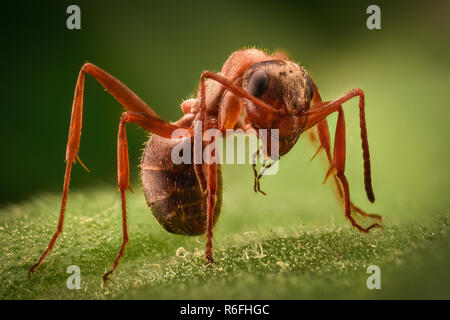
[
  {"left": 29, "top": 63, "right": 184, "bottom": 276},
  {"left": 252, "top": 148, "right": 264, "bottom": 194},
  {"left": 103, "top": 111, "right": 178, "bottom": 281},
  {"left": 252, "top": 147, "right": 271, "bottom": 195},
  {"left": 28, "top": 159, "right": 73, "bottom": 276},
  {"left": 102, "top": 112, "right": 154, "bottom": 282},
  {"left": 333, "top": 109, "right": 380, "bottom": 232},
  {"left": 305, "top": 87, "right": 375, "bottom": 203},
  {"left": 102, "top": 114, "right": 130, "bottom": 282},
  {"left": 307, "top": 122, "right": 381, "bottom": 223},
  {"left": 254, "top": 161, "right": 274, "bottom": 196},
  {"left": 205, "top": 160, "right": 217, "bottom": 264},
  {"left": 252, "top": 150, "right": 259, "bottom": 192},
  {"left": 304, "top": 85, "right": 381, "bottom": 232}
]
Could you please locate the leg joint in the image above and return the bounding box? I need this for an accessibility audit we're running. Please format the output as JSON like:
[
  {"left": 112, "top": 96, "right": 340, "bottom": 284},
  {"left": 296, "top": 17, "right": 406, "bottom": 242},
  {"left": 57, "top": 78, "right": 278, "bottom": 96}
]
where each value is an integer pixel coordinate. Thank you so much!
[{"left": 81, "top": 62, "right": 95, "bottom": 72}]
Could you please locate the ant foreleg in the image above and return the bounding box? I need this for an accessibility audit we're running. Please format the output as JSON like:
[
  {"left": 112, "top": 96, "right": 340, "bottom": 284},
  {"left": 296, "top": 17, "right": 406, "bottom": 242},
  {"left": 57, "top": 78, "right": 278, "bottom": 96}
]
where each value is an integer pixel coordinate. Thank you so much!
[
  {"left": 305, "top": 87, "right": 375, "bottom": 203},
  {"left": 308, "top": 117, "right": 382, "bottom": 222},
  {"left": 304, "top": 84, "right": 382, "bottom": 232},
  {"left": 252, "top": 148, "right": 271, "bottom": 195},
  {"left": 252, "top": 148, "right": 262, "bottom": 194},
  {"left": 252, "top": 145, "right": 278, "bottom": 196},
  {"left": 255, "top": 164, "right": 274, "bottom": 196}
]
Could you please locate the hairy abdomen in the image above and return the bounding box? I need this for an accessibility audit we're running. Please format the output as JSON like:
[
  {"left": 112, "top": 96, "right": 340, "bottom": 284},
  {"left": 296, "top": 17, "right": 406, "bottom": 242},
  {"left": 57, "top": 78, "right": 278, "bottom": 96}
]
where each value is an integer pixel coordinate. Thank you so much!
[{"left": 141, "top": 134, "right": 222, "bottom": 236}]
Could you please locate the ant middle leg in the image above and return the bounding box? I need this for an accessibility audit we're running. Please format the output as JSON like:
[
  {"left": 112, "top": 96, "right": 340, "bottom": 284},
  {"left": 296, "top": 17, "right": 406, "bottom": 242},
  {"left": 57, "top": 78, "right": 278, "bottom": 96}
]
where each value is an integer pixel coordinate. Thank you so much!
[{"left": 103, "top": 112, "right": 168, "bottom": 282}]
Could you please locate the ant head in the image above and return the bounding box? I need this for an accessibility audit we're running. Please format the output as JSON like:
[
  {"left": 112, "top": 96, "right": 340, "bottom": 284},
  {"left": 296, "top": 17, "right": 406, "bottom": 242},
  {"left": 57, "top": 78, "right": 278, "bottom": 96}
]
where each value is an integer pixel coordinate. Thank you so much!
[{"left": 243, "top": 60, "right": 314, "bottom": 157}]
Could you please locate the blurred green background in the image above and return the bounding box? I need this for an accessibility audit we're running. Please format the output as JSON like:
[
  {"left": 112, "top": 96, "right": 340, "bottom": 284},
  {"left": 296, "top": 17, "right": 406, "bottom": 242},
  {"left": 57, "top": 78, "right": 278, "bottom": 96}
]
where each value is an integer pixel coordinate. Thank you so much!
[{"left": 0, "top": 1, "right": 449, "bottom": 299}]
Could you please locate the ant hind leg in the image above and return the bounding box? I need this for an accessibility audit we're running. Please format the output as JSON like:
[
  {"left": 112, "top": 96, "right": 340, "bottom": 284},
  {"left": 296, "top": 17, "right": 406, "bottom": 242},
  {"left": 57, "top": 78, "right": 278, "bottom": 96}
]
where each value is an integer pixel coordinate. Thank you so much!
[{"left": 29, "top": 63, "right": 183, "bottom": 278}]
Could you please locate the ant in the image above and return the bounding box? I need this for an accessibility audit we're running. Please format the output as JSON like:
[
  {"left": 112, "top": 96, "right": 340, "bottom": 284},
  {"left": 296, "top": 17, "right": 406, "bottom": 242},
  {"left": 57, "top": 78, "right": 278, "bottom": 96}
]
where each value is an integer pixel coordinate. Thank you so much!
[{"left": 29, "top": 48, "right": 382, "bottom": 282}]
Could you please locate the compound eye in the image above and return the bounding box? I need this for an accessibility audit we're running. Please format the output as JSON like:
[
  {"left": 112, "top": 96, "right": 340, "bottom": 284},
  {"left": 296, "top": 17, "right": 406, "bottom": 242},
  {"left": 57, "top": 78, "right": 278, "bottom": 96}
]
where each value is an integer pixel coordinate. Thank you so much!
[{"left": 248, "top": 69, "right": 270, "bottom": 98}]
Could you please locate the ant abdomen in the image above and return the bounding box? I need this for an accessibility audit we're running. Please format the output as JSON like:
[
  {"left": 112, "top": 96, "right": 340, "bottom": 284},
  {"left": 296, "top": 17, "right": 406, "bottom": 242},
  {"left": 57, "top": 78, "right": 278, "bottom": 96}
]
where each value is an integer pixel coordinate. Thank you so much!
[{"left": 141, "top": 134, "right": 222, "bottom": 236}]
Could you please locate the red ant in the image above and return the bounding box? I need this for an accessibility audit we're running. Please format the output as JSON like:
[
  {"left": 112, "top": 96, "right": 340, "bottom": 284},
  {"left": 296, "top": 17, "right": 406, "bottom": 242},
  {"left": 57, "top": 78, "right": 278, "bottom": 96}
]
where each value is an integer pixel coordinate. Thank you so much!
[{"left": 29, "top": 48, "right": 382, "bottom": 281}]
